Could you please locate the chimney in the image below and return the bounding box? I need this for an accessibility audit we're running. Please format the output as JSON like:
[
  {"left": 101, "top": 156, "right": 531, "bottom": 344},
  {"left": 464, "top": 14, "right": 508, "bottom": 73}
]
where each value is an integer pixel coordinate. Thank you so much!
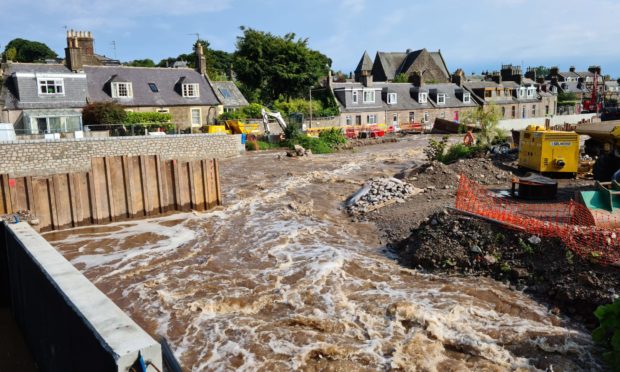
[
  {"left": 569, "top": 66, "right": 576, "bottom": 73},
  {"left": 65, "top": 29, "right": 83, "bottom": 72},
  {"left": 411, "top": 71, "right": 423, "bottom": 87},
  {"left": 195, "top": 42, "right": 207, "bottom": 76},
  {"left": 451, "top": 68, "right": 465, "bottom": 86},
  {"left": 360, "top": 70, "right": 373, "bottom": 87},
  {"left": 491, "top": 71, "right": 502, "bottom": 84},
  {"left": 550, "top": 66, "right": 559, "bottom": 77},
  {"left": 525, "top": 67, "right": 536, "bottom": 81},
  {"left": 588, "top": 65, "right": 601, "bottom": 75},
  {"left": 577, "top": 77, "right": 584, "bottom": 89}
]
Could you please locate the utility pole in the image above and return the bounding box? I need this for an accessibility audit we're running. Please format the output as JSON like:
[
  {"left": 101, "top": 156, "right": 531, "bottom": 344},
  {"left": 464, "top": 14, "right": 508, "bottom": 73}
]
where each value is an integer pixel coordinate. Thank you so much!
[
  {"left": 111, "top": 41, "right": 117, "bottom": 60},
  {"left": 309, "top": 87, "right": 313, "bottom": 129}
]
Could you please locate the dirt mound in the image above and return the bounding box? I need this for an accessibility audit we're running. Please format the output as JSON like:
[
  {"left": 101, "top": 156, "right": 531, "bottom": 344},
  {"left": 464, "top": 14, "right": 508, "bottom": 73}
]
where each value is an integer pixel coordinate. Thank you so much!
[{"left": 395, "top": 210, "right": 620, "bottom": 328}]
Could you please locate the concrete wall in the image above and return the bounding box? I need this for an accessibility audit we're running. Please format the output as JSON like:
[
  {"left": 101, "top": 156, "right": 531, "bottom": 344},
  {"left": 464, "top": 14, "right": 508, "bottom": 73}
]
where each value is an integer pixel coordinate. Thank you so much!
[
  {"left": 0, "top": 222, "right": 162, "bottom": 371},
  {"left": 0, "top": 133, "right": 242, "bottom": 177},
  {"left": 498, "top": 113, "right": 597, "bottom": 131}
]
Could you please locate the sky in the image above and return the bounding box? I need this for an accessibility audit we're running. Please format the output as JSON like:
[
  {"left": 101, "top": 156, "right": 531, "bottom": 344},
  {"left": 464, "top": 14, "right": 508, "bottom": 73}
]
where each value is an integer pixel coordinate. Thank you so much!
[{"left": 1, "top": 0, "right": 620, "bottom": 77}]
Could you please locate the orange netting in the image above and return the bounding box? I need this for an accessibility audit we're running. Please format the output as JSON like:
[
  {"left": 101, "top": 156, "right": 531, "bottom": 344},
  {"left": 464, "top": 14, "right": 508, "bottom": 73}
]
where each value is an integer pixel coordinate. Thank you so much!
[{"left": 455, "top": 174, "right": 620, "bottom": 265}]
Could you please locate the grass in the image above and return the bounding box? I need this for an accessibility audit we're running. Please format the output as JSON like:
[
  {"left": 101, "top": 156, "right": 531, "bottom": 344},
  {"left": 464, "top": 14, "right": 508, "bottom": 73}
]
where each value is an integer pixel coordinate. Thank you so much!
[{"left": 245, "top": 140, "right": 282, "bottom": 151}]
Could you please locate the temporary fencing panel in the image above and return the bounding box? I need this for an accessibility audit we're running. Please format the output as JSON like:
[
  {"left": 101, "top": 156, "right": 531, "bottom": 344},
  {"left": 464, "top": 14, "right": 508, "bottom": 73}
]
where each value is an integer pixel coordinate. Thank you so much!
[{"left": 455, "top": 174, "right": 620, "bottom": 265}]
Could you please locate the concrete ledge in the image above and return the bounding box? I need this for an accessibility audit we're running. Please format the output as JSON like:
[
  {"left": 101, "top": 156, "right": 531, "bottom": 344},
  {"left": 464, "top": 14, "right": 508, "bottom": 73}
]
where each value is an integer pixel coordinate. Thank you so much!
[{"left": 4, "top": 222, "right": 161, "bottom": 371}]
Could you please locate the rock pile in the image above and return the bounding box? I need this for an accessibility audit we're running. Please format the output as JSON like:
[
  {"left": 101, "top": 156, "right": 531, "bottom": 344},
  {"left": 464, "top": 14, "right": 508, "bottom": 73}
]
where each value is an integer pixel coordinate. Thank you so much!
[
  {"left": 286, "top": 145, "right": 312, "bottom": 157},
  {"left": 0, "top": 210, "right": 38, "bottom": 225},
  {"left": 346, "top": 177, "right": 422, "bottom": 214}
]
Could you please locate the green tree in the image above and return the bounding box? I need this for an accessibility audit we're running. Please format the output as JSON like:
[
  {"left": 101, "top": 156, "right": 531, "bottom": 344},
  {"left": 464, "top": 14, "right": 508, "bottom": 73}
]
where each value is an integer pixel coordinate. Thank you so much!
[
  {"left": 460, "top": 104, "right": 504, "bottom": 146},
  {"left": 157, "top": 39, "right": 232, "bottom": 80},
  {"left": 392, "top": 73, "right": 409, "bottom": 83},
  {"left": 4, "top": 47, "right": 17, "bottom": 62},
  {"left": 125, "top": 58, "right": 156, "bottom": 67},
  {"left": 558, "top": 92, "right": 578, "bottom": 105},
  {"left": 530, "top": 65, "right": 550, "bottom": 77},
  {"left": 3, "top": 38, "right": 57, "bottom": 62},
  {"left": 233, "top": 27, "right": 331, "bottom": 103},
  {"left": 82, "top": 102, "right": 127, "bottom": 125}
]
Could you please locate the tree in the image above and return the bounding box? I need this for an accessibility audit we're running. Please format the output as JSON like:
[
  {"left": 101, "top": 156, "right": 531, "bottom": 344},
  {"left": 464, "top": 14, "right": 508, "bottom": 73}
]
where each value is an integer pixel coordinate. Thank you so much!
[
  {"left": 157, "top": 39, "right": 233, "bottom": 80},
  {"left": 392, "top": 73, "right": 409, "bottom": 83},
  {"left": 125, "top": 59, "right": 156, "bottom": 67},
  {"left": 460, "top": 104, "right": 504, "bottom": 146},
  {"left": 530, "top": 65, "right": 550, "bottom": 77},
  {"left": 558, "top": 92, "right": 578, "bottom": 105},
  {"left": 3, "top": 38, "right": 57, "bottom": 62},
  {"left": 82, "top": 102, "right": 127, "bottom": 125},
  {"left": 233, "top": 27, "right": 331, "bottom": 103}
]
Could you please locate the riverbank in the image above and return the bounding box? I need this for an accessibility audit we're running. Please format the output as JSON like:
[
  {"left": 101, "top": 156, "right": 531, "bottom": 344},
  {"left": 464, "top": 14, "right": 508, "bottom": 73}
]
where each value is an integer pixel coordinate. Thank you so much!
[{"left": 362, "top": 152, "right": 620, "bottom": 329}]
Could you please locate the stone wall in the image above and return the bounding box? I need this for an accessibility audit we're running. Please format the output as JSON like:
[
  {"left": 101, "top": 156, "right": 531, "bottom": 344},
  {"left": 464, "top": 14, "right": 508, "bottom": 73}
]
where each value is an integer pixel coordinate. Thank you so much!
[{"left": 0, "top": 133, "right": 242, "bottom": 177}]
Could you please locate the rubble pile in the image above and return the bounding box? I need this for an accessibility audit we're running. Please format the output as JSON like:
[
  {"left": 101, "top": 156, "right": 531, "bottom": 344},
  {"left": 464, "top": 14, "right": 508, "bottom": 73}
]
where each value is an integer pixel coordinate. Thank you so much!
[
  {"left": 0, "top": 210, "right": 38, "bottom": 225},
  {"left": 346, "top": 177, "right": 422, "bottom": 214},
  {"left": 286, "top": 145, "right": 312, "bottom": 157}
]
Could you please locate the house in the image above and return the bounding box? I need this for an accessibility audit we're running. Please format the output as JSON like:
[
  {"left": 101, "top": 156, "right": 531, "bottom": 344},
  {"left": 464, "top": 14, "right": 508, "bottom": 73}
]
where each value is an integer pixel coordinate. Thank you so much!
[
  {"left": 330, "top": 69, "right": 477, "bottom": 128},
  {"left": 605, "top": 80, "right": 620, "bottom": 103},
  {"left": 0, "top": 62, "right": 87, "bottom": 134},
  {"left": 211, "top": 81, "right": 249, "bottom": 115},
  {"left": 458, "top": 65, "right": 556, "bottom": 120},
  {"left": 64, "top": 31, "right": 222, "bottom": 130},
  {"left": 366, "top": 49, "right": 450, "bottom": 83}
]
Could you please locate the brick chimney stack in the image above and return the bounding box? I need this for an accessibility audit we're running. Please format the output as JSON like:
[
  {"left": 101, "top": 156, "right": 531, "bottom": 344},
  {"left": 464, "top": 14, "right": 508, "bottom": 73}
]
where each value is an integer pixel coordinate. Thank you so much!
[
  {"left": 195, "top": 42, "right": 207, "bottom": 76},
  {"left": 65, "top": 30, "right": 97, "bottom": 72}
]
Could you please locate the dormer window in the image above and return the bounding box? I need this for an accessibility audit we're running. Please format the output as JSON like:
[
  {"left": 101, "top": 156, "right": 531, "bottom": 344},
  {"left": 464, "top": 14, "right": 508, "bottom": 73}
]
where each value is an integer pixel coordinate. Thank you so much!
[
  {"left": 463, "top": 92, "right": 471, "bottom": 103},
  {"left": 551, "top": 86, "right": 558, "bottom": 93},
  {"left": 418, "top": 92, "right": 428, "bottom": 103},
  {"left": 38, "top": 79, "right": 64, "bottom": 95},
  {"left": 363, "top": 90, "right": 375, "bottom": 103},
  {"left": 387, "top": 92, "right": 397, "bottom": 104},
  {"left": 352, "top": 90, "right": 359, "bottom": 104},
  {"left": 182, "top": 83, "right": 200, "bottom": 98},
  {"left": 526, "top": 87, "right": 535, "bottom": 98},
  {"left": 518, "top": 87, "right": 525, "bottom": 98},
  {"left": 437, "top": 93, "right": 446, "bottom": 105},
  {"left": 112, "top": 82, "right": 133, "bottom": 98}
]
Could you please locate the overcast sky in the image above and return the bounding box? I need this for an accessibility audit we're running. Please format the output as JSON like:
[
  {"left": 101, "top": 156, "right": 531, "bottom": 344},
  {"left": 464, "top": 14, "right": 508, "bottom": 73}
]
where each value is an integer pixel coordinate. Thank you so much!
[{"left": 2, "top": 0, "right": 619, "bottom": 77}]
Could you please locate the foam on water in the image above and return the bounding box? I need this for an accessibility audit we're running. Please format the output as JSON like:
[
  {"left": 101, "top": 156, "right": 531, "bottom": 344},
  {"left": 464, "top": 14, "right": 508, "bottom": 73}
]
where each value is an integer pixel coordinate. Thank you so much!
[{"left": 47, "top": 142, "right": 600, "bottom": 370}]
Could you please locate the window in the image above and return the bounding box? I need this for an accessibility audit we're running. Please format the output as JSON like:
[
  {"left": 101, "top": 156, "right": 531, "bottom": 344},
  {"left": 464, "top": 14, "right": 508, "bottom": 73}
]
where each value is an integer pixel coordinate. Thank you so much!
[
  {"left": 463, "top": 92, "right": 471, "bottom": 103},
  {"left": 387, "top": 92, "right": 397, "bottom": 104},
  {"left": 157, "top": 108, "right": 169, "bottom": 113},
  {"left": 423, "top": 111, "right": 429, "bottom": 123},
  {"left": 409, "top": 112, "right": 415, "bottom": 123},
  {"left": 148, "top": 83, "right": 159, "bottom": 93},
  {"left": 505, "top": 89, "right": 510, "bottom": 97},
  {"left": 191, "top": 108, "right": 201, "bottom": 126},
  {"left": 551, "top": 86, "right": 558, "bottom": 93},
  {"left": 352, "top": 90, "right": 359, "bottom": 104},
  {"left": 392, "top": 113, "right": 398, "bottom": 124},
  {"left": 511, "top": 106, "right": 516, "bottom": 118},
  {"left": 527, "top": 88, "right": 535, "bottom": 98},
  {"left": 501, "top": 107, "right": 506, "bottom": 117},
  {"left": 112, "top": 82, "right": 133, "bottom": 98},
  {"left": 38, "top": 79, "right": 64, "bottom": 95},
  {"left": 532, "top": 105, "right": 536, "bottom": 116},
  {"left": 367, "top": 114, "right": 377, "bottom": 124},
  {"left": 363, "top": 90, "right": 375, "bottom": 103},
  {"left": 219, "top": 88, "right": 232, "bottom": 98},
  {"left": 346, "top": 116, "right": 352, "bottom": 125},
  {"left": 440, "top": 112, "right": 445, "bottom": 118},
  {"left": 183, "top": 83, "right": 200, "bottom": 98},
  {"left": 355, "top": 115, "right": 362, "bottom": 125},
  {"left": 418, "top": 92, "right": 428, "bottom": 103},
  {"left": 437, "top": 93, "right": 446, "bottom": 105},
  {"left": 484, "top": 90, "right": 492, "bottom": 98},
  {"left": 518, "top": 88, "right": 525, "bottom": 98},
  {"left": 545, "top": 105, "right": 550, "bottom": 115},
  {"left": 522, "top": 106, "right": 526, "bottom": 118}
]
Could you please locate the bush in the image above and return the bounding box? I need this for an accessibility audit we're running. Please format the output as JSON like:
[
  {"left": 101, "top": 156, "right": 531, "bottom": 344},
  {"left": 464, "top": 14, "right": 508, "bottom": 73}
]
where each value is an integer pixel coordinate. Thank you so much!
[
  {"left": 293, "top": 135, "right": 333, "bottom": 154},
  {"left": 245, "top": 140, "right": 281, "bottom": 151},
  {"left": 318, "top": 128, "right": 346, "bottom": 147},
  {"left": 424, "top": 135, "right": 486, "bottom": 164},
  {"left": 243, "top": 103, "right": 264, "bottom": 118},
  {"left": 593, "top": 299, "right": 620, "bottom": 369},
  {"left": 82, "top": 102, "right": 127, "bottom": 125},
  {"left": 123, "top": 111, "right": 171, "bottom": 124},
  {"left": 424, "top": 136, "right": 449, "bottom": 162},
  {"left": 218, "top": 110, "right": 246, "bottom": 121}
]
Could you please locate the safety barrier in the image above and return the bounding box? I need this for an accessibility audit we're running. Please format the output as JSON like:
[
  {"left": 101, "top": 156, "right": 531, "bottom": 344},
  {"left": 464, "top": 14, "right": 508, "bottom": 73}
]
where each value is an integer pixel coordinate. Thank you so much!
[{"left": 455, "top": 175, "right": 620, "bottom": 265}]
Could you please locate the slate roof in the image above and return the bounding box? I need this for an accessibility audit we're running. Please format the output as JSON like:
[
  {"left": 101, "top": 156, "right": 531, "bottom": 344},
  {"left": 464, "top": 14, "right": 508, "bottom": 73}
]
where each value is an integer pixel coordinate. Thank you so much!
[
  {"left": 558, "top": 81, "right": 589, "bottom": 94},
  {"left": 84, "top": 66, "right": 220, "bottom": 107},
  {"left": 429, "top": 51, "right": 450, "bottom": 79},
  {"left": 375, "top": 52, "right": 407, "bottom": 80},
  {"left": 605, "top": 81, "right": 619, "bottom": 87},
  {"left": 559, "top": 71, "right": 580, "bottom": 79},
  {"left": 1, "top": 63, "right": 88, "bottom": 110},
  {"left": 355, "top": 51, "right": 373, "bottom": 73},
  {"left": 212, "top": 81, "right": 249, "bottom": 107},
  {"left": 372, "top": 49, "right": 449, "bottom": 81}
]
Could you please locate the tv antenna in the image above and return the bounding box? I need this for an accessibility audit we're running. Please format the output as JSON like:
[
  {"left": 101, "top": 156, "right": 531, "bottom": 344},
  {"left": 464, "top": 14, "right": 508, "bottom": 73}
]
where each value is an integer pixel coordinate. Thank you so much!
[
  {"left": 188, "top": 33, "right": 200, "bottom": 42},
  {"left": 111, "top": 40, "right": 117, "bottom": 59}
]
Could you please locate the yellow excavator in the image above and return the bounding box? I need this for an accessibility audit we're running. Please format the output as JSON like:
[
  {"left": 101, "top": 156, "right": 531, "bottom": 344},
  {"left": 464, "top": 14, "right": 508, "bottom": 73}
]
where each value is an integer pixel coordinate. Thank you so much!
[{"left": 575, "top": 120, "right": 620, "bottom": 181}]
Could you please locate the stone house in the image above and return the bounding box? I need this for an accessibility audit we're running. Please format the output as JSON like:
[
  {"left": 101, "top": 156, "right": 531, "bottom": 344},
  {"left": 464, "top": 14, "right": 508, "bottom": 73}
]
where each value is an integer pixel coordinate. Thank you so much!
[
  {"left": 211, "top": 81, "right": 249, "bottom": 116},
  {"left": 0, "top": 63, "right": 87, "bottom": 134},
  {"left": 366, "top": 49, "right": 450, "bottom": 83}
]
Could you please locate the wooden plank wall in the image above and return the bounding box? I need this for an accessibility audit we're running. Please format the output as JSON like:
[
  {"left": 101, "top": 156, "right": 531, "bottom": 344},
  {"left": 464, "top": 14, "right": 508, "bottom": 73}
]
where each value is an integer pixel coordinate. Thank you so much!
[{"left": 0, "top": 156, "right": 222, "bottom": 232}]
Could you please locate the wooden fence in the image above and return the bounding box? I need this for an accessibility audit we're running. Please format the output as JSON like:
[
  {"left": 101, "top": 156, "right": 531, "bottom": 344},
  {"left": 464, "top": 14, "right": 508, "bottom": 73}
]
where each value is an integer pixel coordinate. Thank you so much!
[{"left": 0, "top": 155, "right": 222, "bottom": 232}]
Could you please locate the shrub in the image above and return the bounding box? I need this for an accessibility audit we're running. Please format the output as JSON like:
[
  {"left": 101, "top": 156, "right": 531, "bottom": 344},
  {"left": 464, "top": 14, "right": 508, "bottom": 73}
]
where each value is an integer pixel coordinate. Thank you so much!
[
  {"left": 82, "top": 102, "right": 127, "bottom": 125},
  {"left": 424, "top": 136, "right": 449, "bottom": 162},
  {"left": 246, "top": 140, "right": 281, "bottom": 151},
  {"left": 294, "top": 135, "right": 332, "bottom": 154},
  {"left": 318, "top": 128, "right": 346, "bottom": 147},
  {"left": 243, "top": 103, "right": 264, "bottom": 118},
  {"left": 593, "top": 299, "right": 620, "bottom": 369},
  {"left": 424, "top": 135, "right": 486, "bottom": 164},
  {"left": 218, "top": 110, "right": 246, "bottom": 121},
  {"left": 123, "top": 111, "right": 171, "bottom": 124}
]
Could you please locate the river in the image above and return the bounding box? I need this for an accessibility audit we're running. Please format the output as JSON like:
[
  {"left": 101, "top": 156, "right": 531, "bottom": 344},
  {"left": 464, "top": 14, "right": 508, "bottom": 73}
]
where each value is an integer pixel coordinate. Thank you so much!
[{"left": 45, "top": 137, "right": 598, "bottom": 371}]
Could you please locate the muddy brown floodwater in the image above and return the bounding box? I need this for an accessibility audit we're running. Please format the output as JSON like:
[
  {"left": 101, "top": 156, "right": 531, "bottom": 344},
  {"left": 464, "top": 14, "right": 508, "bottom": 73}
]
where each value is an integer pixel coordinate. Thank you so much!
[{"left": 45, "top": 136, "right": 600, "bottom": 371}]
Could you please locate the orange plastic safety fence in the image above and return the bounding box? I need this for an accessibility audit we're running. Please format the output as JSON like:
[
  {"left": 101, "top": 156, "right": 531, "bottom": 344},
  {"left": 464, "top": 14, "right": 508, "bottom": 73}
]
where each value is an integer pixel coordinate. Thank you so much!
[{"left": 455, "top": 174, "right": 620, "bottom": 265}]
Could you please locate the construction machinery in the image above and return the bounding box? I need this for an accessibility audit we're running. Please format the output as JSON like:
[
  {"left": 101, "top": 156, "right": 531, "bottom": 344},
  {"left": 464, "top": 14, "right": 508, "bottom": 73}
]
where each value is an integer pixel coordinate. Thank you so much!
[
  {"left": 261, "top": 108, "right": 288, "bottom": 135},
  {"left": 575, "top": 120, "right": 620, "bottom": 181},
  {"left": 518, "top": 125, "right": 580, "bottom": 175},
  {"left": 582, "top": 66, "right": 602, "bottom": 113}
]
